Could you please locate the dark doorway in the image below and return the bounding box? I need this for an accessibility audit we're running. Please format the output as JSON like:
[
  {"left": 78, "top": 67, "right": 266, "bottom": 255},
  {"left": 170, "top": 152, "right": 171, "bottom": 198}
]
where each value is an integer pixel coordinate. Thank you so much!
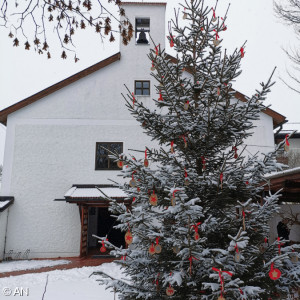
[{"left": 87, "top": 207, "right": 125, "bottom": 254}]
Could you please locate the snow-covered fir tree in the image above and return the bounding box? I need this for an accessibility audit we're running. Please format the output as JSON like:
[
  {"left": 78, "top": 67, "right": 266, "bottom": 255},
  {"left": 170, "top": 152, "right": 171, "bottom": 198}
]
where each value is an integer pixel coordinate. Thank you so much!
[{"left": 93, "top": 0, "right": 300, "bottom": 298}]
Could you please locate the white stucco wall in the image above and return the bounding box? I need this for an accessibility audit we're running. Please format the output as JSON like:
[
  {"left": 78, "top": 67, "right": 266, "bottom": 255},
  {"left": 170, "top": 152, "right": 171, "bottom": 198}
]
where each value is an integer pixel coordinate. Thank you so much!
[{"left": 0, "top": 2, "right": 277, "bottom": 259}]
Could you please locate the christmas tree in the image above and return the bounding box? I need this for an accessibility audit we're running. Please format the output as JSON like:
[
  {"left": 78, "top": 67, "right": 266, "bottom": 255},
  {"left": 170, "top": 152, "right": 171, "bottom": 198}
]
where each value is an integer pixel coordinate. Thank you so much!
[{"left": 93, "top": 0, "right": 300, "bottom": 298}]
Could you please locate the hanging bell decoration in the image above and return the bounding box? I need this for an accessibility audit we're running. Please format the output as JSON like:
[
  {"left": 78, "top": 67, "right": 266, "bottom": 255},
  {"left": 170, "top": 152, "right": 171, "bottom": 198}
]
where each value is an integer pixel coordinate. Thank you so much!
[
  {"left": 269, "top": 263, "right": 281, "bottom": 280},
  {"left": 100, "top": 240, "right": 106, "bottom": 253},
  {"left": 182, "top": 8, "right": 187, "bottom": 20},
  {"left": 151, "top": 61, "right": 155, "bottom": 71},
  {"left": 173, "top": 245, "right": 180, "bottom": 254},
  {"left": 212, "top": 8, "right": 217, "bottom": 22},
  {"left": 183, "top": 100, "right": 189, "bottom": 111}
]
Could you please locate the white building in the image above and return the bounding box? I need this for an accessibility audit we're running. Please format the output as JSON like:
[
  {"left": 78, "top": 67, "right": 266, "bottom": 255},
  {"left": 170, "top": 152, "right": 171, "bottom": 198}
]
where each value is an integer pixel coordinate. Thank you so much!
[{"left": 0, "top": 2, "right": 286, "bottom": 260}]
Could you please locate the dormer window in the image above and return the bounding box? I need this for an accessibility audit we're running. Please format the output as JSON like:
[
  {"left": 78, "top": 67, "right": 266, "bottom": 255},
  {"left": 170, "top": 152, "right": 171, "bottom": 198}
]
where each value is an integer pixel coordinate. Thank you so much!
[{"left": 136, "top": 18, "right": 150, "bottom": 44}]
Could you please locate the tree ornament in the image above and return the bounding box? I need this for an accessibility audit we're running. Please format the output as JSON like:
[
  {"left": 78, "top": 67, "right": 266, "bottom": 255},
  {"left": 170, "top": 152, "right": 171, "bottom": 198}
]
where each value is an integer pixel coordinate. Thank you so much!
[
  {"left": 181, "top": 135, "right": 187, "bottom": 148},
  {"left": 217, "top": 86, "right": 221, "bottom": 95},
  {"left": 284, "top": 134, "right": 290, "bottom": 152},
  {"left": 171, "top": 190, "right": 179, "bottom": 206},
  {"left": 191, "top": 222, "right": 201, "bottom": 241},
  {"left": 100, "top": 240, "right": 106, "bottom": 253},
  {"left": 144, "top": 149, "right": 149, "bottom": 167},
  {"left": 117, "top": 160, "right": 124, "bottom": 169},
  {"left": 158, "top": 91, "right": 163, "bottom": 101},
  {"left": 212, "top": 267, "right": 233, "bottom": 299},
  {"left": 234, "top": 244, "right": 240, "bottom": 262},
  {"left": 269, "top": 263, "right": 281, "bottom": 280},
  {"left": 149, "top": 190, "right": 158, "bottom": 206},
  {"left": 211, "top": 8, "right": 217, "bottom": 22},
  {"left": 218, "top": 297, "right": 225, "bottom": 300},
  {"left": 142, "top": 120, "right": 147, "bottom": 127},
  {"left": 213, "top": 30, "right": 220, "bottom": 46},
  {"left": 149, "top": 243, "right": 155, "bottom": 255},
  {"left": 132, "top": 92, "right": 135, "bottom": 108},
  {"left": 182, "top": 8, "right": 187, "bottom": 20},
  {"left": 125, "top": 231, "right": 133, "bottom": 245},
  {"left": 184, "top": 168, "right": 189, "bottom": 186},
  {"left": 201, "top": 156, "right": 206, "bottom": 170},
  {"left": 232, "top": 146, "right": 238, "bottom": 159},
  {"left": 169, "top": 35, "right": 174, "bottom": 48},
  {"left": 151, "top": 61, "right": 155, "bottom": 71},
  {"left": 240, "top": 47, "right": 245, "bottom": 58},
  {"left": 263, "top": 237, "right": 268, "bottom": 249},
  {"left": 221, "top": 18, "right": 227, "bottom": 31},
  {"left": 173, "top": 246, "right": 180, "bottom": 254},
  {"left": 155, "top": 44, "right": 159, "bottom": 56},
  {"left": 183, "top": 100, "right": 189, "bottom": 110},
  {"left": 130, "top": 171, "right": 137, "bottom": 187},
  {"left": 188, "top": 256, "right": 199, "bottom": 275},
  {"left": 220, "top": 173, "right": 224, "bottom": 189},
  {"left": 166, "top": 285, "right": 175, "bottom": 296},
  {"left": 291, "top": 251, "right": 299, "bottom": 263},
  {"left": 242, "top": 210, "right": 246, "bottom": 231},
  {"left": 154, "top": 237, "right": 162, "bottom": 253},
  {"left": 170, "top": 141, "right": 175, "bottom": 153}
]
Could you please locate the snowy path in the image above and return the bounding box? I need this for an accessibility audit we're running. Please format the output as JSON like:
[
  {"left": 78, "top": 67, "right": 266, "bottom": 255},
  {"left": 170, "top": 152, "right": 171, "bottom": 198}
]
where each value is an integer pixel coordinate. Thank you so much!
[{"left": 0, "top": 263, "right": 122, "bottom": 300}]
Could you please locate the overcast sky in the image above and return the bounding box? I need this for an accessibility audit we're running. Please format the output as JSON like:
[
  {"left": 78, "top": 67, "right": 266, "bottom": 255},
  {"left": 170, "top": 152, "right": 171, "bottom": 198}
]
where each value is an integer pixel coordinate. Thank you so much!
[{"left": 0, "top": 0, "right": 299, "bottom": 163}]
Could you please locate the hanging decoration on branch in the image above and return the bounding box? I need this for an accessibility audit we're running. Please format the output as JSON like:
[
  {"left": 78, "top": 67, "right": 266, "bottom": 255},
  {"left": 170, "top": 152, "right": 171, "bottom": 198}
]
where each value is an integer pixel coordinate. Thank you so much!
[
  {"left": 220, "top": 173, "right": 224, "bottom": 189},
  {"left": 171, "top": 190, "right": 179, "bottom": 206},
  {"left": 182, "top": 8, "right": 187, "bottom": 20},
  {"left": 125, "top": 230, "right": 133, "bottom": 245},
  {"left": 151, "top": 61, "right": 155, "bottom": 71},
  {"left": 130, "top": 171, "right": 137, "bottom": 187},
  {"left": 269, "top": 263, "right": 281, "bottom": 280},
  {"left": 284, "top": 134, "right": 290, "bottom": 152},
  {"left": 240, "top": 47, "right": 245, "bottom": 58},
  {"left": 173, "top": 245, "right": 180, "bottom": 254},
  {"left": 100, "top": 239, "right": 107, "bottom": 253},
  {"left": 201, "top": 156, "right": 206, "bottom": 171},
  {"left": 212, "top": 267, "right": 233, "bottom": 300},
  {"left": 191, "top": 222, "right": 201, "bottom": 240},
  {"left": 158, "top": 91, "right": 163, "bottom": 101},
  {"left": 184, "top": 168, "right": 190, "bottom": 186},
  {"left": 183, "top": 100, "right": 189, "bottom": 110},
  {"left": 217, "top": 86, "right": 221, "bottom": 95},
  {"left": 171, "top": 141, "right": 175, "bottom": 153},
  {"left": 155, "top": 237, "right": 162, "bottom": 253},
  {"left": 117, "top": 157, "right": 124, "bottom": 169},
  {"left": 169, "top": 35, "right": 174, "bottom": 48},
  {"left": 232, "top": 146, "right": 238, "bottom": 159},
  {"left": 234, "top": 244, "right": 241, "bottom": 262},
  {"left": 144, "top": 149, "right": 149, "bottom": 167},
  {"left": 188, "top": 256, "right": 199, "bottom": 275},
  {"left": 242, "top": 210, "right": 246, "bottom": 231},
  {"left": 291, "top": 249, "right": 299, "bottom": 263},
  {"left": 149, "top": 190, "right": 158, "bottom": 206},
  {"left": 155, "top": 44, "right": 159, "bottom": 56},
  {"left": 149, "top": 242, "right": 155, "bottom": 255},
  {"left": 213, "top": 30, "right": 220, "bottom": 46},
  {"left": 211, "top": 8, "right": 217, "bottom": 22},
  {"left": 181, "top": 135, "right": 188, "bottom": 148},
  {"left": 166, "top": 273, "right": 175, "bottom": 296},
  {"left": 221, "top": 17, "right": 227, "bottom": 31},
  {"left": 131, "top": 92, "right": 135, "bottom": 108}
]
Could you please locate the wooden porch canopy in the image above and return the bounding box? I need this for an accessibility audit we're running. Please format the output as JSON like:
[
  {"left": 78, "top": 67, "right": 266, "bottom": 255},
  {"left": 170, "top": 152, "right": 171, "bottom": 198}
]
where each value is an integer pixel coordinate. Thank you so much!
[
  {"left": 55, "top": 184, "right": 130, "bottom": 206},
  {"left": 264, "top": 167, "right": 300, "bottom": 203},
  {"left": 0, "top": 197, "right": 14, "bottom": 212}
]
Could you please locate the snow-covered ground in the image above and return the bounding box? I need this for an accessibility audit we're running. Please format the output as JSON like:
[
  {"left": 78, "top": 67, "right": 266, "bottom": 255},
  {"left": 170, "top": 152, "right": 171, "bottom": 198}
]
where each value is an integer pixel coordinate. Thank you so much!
[
  {"left": 0, "top": 259, "right": 70, "bottom": 273},
  {"left": 0, "top": 262, "right": 122, "bottom": 300}
]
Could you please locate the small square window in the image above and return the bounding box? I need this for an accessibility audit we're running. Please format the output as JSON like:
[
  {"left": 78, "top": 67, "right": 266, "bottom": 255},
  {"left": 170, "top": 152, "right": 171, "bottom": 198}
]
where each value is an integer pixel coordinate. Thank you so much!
[
  {"left": 135, "top": 80, "right": 150, "bottom": 96},
  {"left": 135, "top": 18, "right": 150, "bottom": 44},
  {"left": 95, "top": 142, "right": 123, "bottom": 170}
]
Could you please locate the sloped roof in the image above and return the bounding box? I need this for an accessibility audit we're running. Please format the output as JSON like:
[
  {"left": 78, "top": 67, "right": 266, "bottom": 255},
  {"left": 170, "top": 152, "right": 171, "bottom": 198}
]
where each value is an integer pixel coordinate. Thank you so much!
[
  {"left": 0, "top": 52, "right": 286, "bottom": 128},
  {"left": 0, "top": 52, "right": 121, "bottom": 125}
]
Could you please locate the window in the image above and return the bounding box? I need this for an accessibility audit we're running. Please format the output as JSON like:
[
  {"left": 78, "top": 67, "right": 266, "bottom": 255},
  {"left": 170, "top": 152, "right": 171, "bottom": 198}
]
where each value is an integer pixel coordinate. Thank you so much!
[
  {"left": 95, "top": 142, "right": 123, "bottom": 170},
  {"left": 135, "top": 80, "right": 150, "bottom": 96},
  {"left": 135, "top": 18, "right": 150, "bottom": 44}
]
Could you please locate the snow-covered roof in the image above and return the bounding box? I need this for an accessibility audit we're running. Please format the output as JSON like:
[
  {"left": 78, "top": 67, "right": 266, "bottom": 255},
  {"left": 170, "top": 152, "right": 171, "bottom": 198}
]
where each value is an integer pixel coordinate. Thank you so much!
[
  {"left": 265, "top": 167, "right": 300, "bottom": 180},
  {"left": 64, "top": 185, "right": 127, "bottom": 199}
]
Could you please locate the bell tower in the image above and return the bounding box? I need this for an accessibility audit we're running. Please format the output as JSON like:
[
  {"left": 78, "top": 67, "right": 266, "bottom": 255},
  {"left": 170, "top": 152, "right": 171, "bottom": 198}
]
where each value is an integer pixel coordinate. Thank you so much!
[{"left": 119, "top": 2, "right": 166, "bottom": 75}]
